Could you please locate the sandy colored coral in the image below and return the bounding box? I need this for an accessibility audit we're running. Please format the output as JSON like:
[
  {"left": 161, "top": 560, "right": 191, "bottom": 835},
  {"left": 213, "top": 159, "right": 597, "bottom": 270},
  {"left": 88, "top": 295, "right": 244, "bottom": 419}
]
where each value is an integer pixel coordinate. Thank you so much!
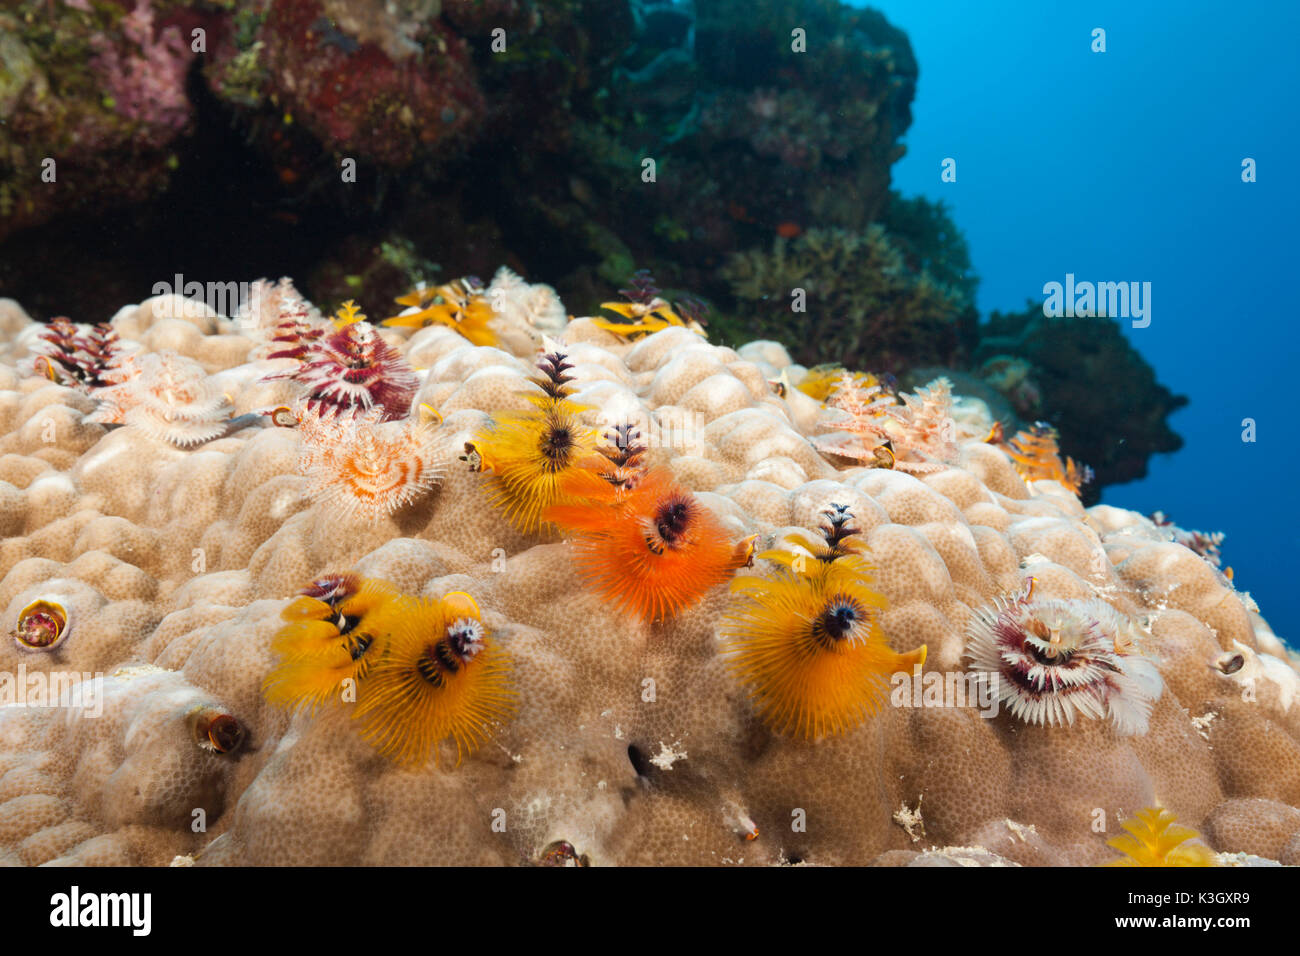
[{"left": 0, "top": 288, "right": 1294, "bottom": 867}]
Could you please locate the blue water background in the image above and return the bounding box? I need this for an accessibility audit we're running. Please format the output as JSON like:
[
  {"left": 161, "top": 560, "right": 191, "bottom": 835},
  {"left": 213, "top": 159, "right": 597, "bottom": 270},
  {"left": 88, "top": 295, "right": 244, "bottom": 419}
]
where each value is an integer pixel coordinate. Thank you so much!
[{"left": 856, "top": 0, "right": 1298, "bottom": 643}]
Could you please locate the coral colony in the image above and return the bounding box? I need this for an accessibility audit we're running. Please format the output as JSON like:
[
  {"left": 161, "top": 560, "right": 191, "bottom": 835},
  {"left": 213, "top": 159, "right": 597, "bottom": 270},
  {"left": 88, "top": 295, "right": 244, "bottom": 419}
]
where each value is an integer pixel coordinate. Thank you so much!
[
  {"left": 1, "top": 264, "right": 1291, "bottom": 868},
  {"left": 0, "top": 0, "right": 1285, "bottom": 880}
]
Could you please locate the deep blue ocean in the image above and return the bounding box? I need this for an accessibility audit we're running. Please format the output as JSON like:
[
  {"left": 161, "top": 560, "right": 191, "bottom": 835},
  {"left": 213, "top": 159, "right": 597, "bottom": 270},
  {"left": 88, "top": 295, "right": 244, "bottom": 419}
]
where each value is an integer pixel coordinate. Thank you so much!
[{"left": 859, "top": 0, "right": 1298, "bottom": 645}]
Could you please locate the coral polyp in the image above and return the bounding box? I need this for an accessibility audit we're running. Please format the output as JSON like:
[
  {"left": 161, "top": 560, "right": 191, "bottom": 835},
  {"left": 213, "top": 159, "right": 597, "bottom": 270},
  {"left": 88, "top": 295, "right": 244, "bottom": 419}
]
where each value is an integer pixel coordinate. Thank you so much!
[
  {"left": 724, "top": 505, "right": 924, "bottom": 739},
  {"left": 13, "top": 599, "right": 69, "bottom": 650},
  {"left": 964, "top": 580, "right": 1162, "bottom": 735},
  {"left": 1104, "top": 807, "right": 1216, "bottom": 867},
  {"left": 354, "top": 592, "right": 516, "bottom": 767}
]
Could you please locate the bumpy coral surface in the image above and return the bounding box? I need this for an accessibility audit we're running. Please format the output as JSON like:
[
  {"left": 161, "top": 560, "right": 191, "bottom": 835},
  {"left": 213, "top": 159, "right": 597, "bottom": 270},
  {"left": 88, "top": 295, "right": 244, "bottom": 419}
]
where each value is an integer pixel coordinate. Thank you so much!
[{"left": 0, "top": 284, "right": 1294, "bottom": 867}]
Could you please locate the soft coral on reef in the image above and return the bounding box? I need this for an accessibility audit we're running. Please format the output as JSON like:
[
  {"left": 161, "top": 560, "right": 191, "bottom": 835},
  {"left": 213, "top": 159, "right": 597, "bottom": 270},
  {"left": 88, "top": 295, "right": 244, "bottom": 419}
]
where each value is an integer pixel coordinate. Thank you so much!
[{"left": 722, "top": 227, "right": 967, "bottom": 375}]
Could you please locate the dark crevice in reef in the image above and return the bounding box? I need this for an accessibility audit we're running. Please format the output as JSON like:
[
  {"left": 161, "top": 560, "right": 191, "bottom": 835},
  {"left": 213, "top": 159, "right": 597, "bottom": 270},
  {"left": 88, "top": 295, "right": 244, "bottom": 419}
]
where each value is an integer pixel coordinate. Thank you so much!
[
  {"left": 627, "top": 743, "right": 652, "bottom": 779},
  {"left": 0, "top": 63, "right": 341, "bottom": 321}
]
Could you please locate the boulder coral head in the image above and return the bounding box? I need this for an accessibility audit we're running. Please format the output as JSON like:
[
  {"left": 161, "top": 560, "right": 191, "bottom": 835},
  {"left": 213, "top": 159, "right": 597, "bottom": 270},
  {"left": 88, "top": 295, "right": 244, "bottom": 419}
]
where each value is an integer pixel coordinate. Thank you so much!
[{"left": 0, "top": 280, "right": 1291, "bottom": 867}]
